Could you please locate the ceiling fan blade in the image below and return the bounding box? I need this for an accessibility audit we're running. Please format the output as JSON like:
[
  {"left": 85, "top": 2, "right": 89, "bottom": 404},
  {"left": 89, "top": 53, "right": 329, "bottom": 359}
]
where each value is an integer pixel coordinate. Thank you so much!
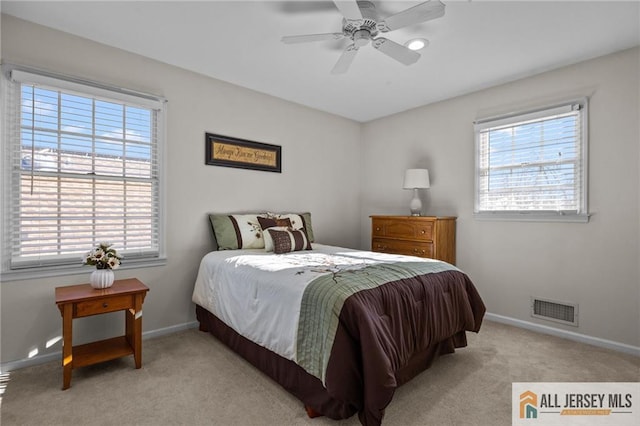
[
  {"left": 372, "top": 38, "right": 420, "bottom": 65},
  {"left": 333, "top": 0, "right": 363, "bottom": 20},
  {"left": 380, "top": 0, "right": 445, "bottom": 32},
  {"left": 278, "top": 1, "right": 338, "bottom": 14},
  {"left": 331, "top": 44, "right": 359, "bottom": 74},
  {"left": 281, "top": 33, "right": 345, "bottom": 44}
]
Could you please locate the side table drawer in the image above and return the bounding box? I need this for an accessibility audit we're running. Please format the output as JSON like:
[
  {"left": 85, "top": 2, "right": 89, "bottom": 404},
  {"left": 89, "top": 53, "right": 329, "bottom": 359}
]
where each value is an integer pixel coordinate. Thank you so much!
[{"left": 75, "top": 295, "right": 133, "bottom": 317}]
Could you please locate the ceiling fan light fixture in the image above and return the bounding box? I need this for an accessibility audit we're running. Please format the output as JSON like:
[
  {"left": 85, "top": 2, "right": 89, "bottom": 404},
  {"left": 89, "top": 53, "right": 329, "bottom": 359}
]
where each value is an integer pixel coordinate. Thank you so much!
[
  {"left": 282, "top": 1, "right": 445, "bottom": 74},
  {"left": 353, "top": 29, "right": 371, "bottom": 47},
  {"left": 405, "top": 38, "right": 429, "bottom": 51}
]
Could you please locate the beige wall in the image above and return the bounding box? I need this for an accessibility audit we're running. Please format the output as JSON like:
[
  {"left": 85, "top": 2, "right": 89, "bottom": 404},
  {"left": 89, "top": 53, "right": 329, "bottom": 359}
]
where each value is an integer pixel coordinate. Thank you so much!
[
  {"left": 0, "top": 15, "right": 362, "bottom": 364},
  {"left": 1, "top": 14, "right": 638, "bottom": 367},
  {"left": 361, "top": 47, "right": 640, "bottom": 348}
]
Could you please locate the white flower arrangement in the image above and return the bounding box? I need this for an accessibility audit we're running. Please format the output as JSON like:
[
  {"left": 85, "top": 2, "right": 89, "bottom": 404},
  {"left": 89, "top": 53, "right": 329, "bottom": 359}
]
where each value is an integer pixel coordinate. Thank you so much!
[{"left": 83, "top": 242, "right": 122, "bottom": 270}]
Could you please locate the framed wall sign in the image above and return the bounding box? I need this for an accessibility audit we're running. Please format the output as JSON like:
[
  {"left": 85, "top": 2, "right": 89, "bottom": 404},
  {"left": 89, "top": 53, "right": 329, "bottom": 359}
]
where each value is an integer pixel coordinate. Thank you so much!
[{"left": 205, "top": 133, "right": 281, "bottom": 173}]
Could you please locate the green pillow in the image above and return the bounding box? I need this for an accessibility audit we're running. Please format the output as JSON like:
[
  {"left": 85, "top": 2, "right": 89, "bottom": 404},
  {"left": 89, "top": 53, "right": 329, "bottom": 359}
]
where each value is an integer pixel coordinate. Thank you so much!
[{"left": 209, "top": 214, "right": 264, "bottom": 250}]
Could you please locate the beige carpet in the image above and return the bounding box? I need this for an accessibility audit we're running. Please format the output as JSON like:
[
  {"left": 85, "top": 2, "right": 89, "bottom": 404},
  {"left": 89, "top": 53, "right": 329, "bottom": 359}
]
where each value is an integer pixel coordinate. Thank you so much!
[{"left": 1, "top": 320, "right": 638, "bottom": 425}]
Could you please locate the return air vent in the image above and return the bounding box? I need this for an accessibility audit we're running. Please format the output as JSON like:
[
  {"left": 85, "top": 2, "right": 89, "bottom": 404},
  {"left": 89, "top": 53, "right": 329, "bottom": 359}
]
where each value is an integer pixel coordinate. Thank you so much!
[{"left": 531, "top": 297, "right": 578, "bottom": 327}]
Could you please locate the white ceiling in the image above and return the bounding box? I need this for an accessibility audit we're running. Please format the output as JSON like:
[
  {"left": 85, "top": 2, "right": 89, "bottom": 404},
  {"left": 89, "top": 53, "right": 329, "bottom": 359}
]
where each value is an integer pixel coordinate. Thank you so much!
[{"left": 2, "top": 0, "right": 639, "bottom": 122}]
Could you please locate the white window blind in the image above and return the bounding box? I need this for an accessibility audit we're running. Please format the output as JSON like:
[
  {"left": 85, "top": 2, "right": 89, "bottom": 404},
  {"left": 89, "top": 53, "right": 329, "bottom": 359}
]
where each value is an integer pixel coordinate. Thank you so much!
[
  {"left": 474, "top": 100, "right": 589, "bottom": 222},
  {"left": 1, "top": 67, "right": 166, "bottom": 276}
]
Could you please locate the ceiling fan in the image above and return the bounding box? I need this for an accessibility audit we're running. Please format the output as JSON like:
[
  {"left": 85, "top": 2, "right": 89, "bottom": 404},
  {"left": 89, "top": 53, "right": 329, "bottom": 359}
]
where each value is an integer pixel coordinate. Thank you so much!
[{"left": 281, "top": 0, "right": 446, "bottom": 74}]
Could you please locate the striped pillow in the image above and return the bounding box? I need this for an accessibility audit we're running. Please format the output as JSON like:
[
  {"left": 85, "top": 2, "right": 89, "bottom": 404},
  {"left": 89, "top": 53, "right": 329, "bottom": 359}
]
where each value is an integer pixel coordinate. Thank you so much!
[
  {"left": 263, "top": 212, "right": 314, "bottom": 242},
  {"left": 210, "top": 214, "right": 264, "bottom": 250},
  {"left": 268, "top": 228, "right": 312, "bottom": 254},
  {"left": 257, "top": 216, "right": 293, "bottom": 252}
]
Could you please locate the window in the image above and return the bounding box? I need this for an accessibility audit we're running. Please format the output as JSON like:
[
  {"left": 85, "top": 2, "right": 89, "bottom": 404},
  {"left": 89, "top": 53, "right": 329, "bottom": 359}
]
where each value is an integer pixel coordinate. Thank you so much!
[
  {"left": 1, "top": 67, "right": 165, "bottom": 279},
  {"left": 474, "top": 100, "right": 589, "bottom": 222}
]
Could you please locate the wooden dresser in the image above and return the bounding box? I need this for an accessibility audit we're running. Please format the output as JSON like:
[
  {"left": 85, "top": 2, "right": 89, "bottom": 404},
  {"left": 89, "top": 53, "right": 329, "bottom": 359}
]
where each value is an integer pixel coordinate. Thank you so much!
[{"left": 370, "top": 216, "right": 456, "bottom": 265}]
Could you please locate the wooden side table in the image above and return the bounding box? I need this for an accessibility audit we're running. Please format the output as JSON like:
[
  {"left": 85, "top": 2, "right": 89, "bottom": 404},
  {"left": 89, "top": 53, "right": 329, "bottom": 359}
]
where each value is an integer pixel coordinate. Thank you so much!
[{"left": 55, "top": 278, "right": 149, "bottom": 390}]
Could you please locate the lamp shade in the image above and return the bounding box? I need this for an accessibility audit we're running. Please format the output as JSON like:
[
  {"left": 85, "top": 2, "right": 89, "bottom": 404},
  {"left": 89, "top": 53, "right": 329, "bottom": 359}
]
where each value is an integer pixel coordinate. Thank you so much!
[{"left": 403, "top": 169, "right": 430, "bottom": 189}]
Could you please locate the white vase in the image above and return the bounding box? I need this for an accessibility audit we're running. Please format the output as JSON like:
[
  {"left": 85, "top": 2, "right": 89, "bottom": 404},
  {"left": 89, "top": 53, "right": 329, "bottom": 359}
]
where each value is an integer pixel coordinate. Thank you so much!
[{"left": 90, "top": 269, "right": 115, "bottom": 289}]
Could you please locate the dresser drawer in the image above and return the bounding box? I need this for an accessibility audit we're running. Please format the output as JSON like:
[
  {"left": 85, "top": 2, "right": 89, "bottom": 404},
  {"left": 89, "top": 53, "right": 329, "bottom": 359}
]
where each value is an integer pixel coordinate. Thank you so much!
[
  {"left": 372, "top": 238, "right": 434, "bottom": 258},
  {"left": 372, "top": 218, "right": 433, "bottom": 241},
  {"left": 75, "top": 294, "right": 134, "bottom": 317}
]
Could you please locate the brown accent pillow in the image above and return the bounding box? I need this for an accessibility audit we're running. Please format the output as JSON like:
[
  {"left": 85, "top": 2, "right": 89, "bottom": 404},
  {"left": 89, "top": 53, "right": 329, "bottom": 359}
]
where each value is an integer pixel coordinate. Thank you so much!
[
  {"left": 257, "top": 216, "right": 292, "bottom": 230},
  {"left": 258, "top": 216, "right": 293, "bottom": 252},
  {"left": 263, "top": 212, "right": 315, "bottom": 243},
  {"left": 268, "top": 228, "right": 312, "bottom": 254}
]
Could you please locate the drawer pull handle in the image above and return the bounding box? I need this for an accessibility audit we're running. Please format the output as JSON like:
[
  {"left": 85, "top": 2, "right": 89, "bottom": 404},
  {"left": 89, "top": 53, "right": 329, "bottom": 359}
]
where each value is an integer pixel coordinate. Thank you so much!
[
  {"left": 102, "top": 303, "right": 108, "bottom": 308},
  {"left": 376, "top": 227, "right": 381, "bottom": 231},
  {"left": 421, "top": 230, "right": 426, "bottom": 234}
]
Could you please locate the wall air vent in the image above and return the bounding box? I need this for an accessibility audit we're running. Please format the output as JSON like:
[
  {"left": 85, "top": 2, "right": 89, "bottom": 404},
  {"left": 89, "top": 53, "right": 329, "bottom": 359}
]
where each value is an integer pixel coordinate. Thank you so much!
[{"left": 531, "top": 297, "right": 578, "bottom": 327}]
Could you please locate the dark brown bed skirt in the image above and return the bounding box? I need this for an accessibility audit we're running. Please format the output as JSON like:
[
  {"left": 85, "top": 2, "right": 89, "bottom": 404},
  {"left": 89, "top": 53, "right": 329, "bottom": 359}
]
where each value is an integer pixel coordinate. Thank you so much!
[{"left": 195, "top": 304, "right": 467, "bottom": 423}]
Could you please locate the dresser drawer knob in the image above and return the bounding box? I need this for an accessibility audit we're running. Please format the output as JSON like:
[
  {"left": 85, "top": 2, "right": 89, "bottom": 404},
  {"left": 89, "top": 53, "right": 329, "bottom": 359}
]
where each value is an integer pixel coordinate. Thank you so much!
[
  {"left": 421, "top": 230, "right": 426, "bottom": 234},
  {"left": 102, "top": 303, "right": 108, "bottom": 308},
  {"left": 376, "top": 227, "right": 381, "bottom": 231}
]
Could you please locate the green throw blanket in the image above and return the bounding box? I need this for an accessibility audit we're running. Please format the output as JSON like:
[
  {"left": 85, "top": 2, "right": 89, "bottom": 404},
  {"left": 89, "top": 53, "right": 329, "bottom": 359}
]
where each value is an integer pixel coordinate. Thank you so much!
[{"left": 295, "top": 259, "right": 458, "bottom": 384}]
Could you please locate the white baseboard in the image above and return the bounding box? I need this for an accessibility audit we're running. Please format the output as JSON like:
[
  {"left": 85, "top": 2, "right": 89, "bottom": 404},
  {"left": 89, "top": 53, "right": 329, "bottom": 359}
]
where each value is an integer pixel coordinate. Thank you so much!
[
  {"left": 140, "top": 320, "right": 199, "bottom": 340},
  {"left": 485, "top": 312, "right": 640, "bottom": 357},
  {"left": 0, "top": 321, "right": 199, "bottom": 373}
]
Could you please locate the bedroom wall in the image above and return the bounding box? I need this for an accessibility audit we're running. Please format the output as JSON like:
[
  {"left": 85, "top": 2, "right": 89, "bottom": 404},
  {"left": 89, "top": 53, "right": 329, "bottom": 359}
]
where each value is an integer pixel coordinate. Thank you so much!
[
  {"left": 360, "top": 47, "right": 640, "bottom": 349},
  {"left": 0, "top": 15, "right": 362, "bottom": 365},
  {"left": 1, "top": 13, "right": 638, "bottom": 369}
]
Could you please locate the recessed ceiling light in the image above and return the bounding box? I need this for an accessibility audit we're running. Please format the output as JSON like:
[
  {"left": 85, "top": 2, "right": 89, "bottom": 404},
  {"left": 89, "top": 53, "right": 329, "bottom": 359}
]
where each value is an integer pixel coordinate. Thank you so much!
[{"left": 405, "top": 38, "right": 429, "bottom": 51}]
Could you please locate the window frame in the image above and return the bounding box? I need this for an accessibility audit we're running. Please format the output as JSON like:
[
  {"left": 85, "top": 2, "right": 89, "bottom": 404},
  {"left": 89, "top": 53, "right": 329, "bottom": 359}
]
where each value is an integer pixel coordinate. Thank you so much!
[
  {"left": 1, "top": 65, "right": 167, "bottom": 281},
  {"left": 473, "top": 99, "right": 590, "bottom": 223}
]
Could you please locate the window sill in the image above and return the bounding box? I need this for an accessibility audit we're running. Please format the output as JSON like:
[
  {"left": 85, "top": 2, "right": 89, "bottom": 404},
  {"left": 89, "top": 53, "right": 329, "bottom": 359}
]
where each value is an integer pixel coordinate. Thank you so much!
[
  {"left": 0, "top": 257, "right": 167, "bottom": 282},
  {"left": 473, "top": 212, "right": 590, "bottom": 223}
]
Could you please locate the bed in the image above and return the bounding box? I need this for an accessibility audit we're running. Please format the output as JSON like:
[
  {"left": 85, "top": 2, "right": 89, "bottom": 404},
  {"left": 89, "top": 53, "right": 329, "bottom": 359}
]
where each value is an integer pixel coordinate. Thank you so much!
[{"left": 192, "top": 213, "right": 485, "bottom": 425}]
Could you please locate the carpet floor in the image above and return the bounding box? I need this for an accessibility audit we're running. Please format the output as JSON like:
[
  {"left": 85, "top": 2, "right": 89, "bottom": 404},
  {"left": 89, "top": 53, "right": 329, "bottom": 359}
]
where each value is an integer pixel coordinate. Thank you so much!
[{"left": 1, "top": 320, "right": 638, "bottom": 425}]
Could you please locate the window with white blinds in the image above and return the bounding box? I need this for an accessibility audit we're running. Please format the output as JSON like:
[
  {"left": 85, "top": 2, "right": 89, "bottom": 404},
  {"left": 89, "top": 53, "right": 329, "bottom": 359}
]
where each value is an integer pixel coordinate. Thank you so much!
[
  {"left": 474, "top": 100, "right": 589, "bottom": 222},
  {"left": 1, "top": 67, "right": 166, "bottom": 277}
]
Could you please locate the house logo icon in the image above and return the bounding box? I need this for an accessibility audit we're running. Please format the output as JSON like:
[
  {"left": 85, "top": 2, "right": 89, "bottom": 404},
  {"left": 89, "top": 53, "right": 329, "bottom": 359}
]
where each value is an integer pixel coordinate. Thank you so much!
[{"left": 520, "top": 390, "right": 538, "bottom": 419}]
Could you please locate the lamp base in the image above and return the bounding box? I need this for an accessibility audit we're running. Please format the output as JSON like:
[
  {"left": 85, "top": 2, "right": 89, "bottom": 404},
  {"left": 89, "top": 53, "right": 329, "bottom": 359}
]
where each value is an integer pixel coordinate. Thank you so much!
[{"left": 409, "top": 189, "right": 422, "bottom": 216}]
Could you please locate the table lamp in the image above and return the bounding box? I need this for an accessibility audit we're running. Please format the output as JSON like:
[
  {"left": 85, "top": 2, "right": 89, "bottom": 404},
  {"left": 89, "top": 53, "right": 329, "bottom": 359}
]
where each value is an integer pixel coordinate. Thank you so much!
[{"left": 403, "top": 169, "right": 430, "bottom": 216}]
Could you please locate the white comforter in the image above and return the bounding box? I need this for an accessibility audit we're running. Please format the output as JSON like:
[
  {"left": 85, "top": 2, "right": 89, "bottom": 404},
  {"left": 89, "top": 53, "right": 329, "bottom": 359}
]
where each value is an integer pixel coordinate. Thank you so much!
[{"left": 191, "top": 244, "right": 419, "bottom": 362}]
